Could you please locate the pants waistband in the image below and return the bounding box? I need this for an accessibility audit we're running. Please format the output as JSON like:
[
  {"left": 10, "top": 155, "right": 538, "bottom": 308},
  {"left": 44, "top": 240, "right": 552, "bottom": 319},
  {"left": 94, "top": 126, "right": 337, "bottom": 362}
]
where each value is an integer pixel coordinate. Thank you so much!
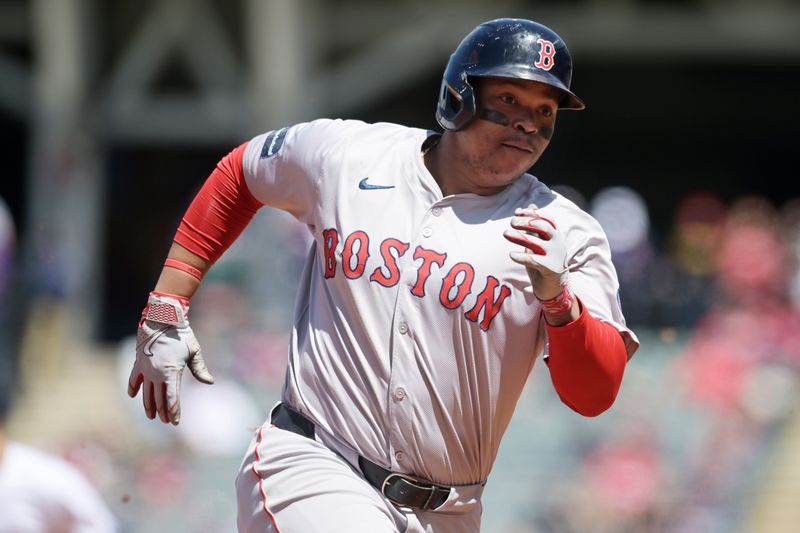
[{"left": 269, "top": 402, "right": 484, "bottom": 511}]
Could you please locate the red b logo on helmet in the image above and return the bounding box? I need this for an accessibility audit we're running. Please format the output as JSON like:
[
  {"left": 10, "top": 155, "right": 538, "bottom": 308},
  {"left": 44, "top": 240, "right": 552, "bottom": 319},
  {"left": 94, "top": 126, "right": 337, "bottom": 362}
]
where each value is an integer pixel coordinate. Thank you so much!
[{"left": 534, "top": 38, "right": 556, "bottom": 71}]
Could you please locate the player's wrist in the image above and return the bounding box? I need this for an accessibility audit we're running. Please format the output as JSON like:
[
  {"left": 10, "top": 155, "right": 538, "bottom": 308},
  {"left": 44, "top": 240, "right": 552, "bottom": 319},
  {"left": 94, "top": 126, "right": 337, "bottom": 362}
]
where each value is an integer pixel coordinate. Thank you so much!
[
  {"left": 531, "top": 268, "right": 569, "bottom": 300},
  {"left": 149, "top": 290, "right": 190, "bottom": 307},
  {"left": 537, "top": 283, "right": 572, "bottom": 311},
  {"left": 154, "top": 266, "right": 201, "bottom": 300},
  {"left": 538, "top": 284, "right": 580, "bottom": 326}
]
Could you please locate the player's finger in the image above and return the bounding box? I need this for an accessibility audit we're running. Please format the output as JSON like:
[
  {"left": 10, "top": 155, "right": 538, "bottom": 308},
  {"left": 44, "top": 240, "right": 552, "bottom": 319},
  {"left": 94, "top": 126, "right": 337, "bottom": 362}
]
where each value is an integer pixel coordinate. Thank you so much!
[
  {"left": 143, "top": 381, "right": 156, "bottom": 420},
  {"left": 514, "top": 202, "right": 539, "bottom": 216},
  {"left": 155, "top": 382, "right": 169, "bottom": 424},
  {"left": 510, "top": 217, "right": 551, "bottom": 240},
  {"left": 128, "top": 371, "right": 143, "bottom": 398},
  {"left": 514, "top": 206, "right": 556, "bottom": 229},
  {"left": 514, "top": 211, "right": 556, "bottom": 229},
  {"left": 509, "top": 251, "right": 545, "bottom": 271},
  {"left": 166, "top": 372, "right": 182, "bottom": 425},
  {"left": 503, "top": 229, "right": 546, "bottom": 255},
  {"left": 188, "top": 350, "right": 215, "bottom": 385}
]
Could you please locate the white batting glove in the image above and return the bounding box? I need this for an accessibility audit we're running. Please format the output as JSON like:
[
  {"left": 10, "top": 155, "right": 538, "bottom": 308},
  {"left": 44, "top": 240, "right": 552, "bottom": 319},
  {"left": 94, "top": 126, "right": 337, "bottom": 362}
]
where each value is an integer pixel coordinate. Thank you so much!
[
  {"left": 128, "top": 291, "right": 214, "bottom": 425},
  {"left": 503, "top": 204, "right": 570, "bottom": 300}
]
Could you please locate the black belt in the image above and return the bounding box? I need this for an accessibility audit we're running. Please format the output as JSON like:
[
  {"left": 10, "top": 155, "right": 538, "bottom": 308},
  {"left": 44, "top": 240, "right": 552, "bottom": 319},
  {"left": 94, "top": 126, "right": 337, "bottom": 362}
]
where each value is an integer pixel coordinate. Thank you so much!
[{"left": 270, "top": 403, "right": 451, "bottom": 511}]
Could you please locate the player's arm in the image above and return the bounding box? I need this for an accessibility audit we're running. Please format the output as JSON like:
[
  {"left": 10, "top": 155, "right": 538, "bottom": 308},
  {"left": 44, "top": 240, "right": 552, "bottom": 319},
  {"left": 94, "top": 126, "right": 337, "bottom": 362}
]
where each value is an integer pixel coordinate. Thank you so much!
[
  {"left": 503, "top": 205, "right": 628, "bottom": 417},
  {"left": 152, "top": 242, "right": 210, "bottom": 298},
  {"left": 128, "top": 142, "right": 263, "bottom": 425},
  {"left": 541, "top": 301, "right": 627, "bottom": 417}
]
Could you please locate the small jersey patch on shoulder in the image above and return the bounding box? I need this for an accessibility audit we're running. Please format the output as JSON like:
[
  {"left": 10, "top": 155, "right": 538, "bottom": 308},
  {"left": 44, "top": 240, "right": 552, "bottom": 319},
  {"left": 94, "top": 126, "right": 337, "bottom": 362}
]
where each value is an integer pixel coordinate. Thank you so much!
[{"left": 260, "top": 127, "right": 289, "bottom": 159}]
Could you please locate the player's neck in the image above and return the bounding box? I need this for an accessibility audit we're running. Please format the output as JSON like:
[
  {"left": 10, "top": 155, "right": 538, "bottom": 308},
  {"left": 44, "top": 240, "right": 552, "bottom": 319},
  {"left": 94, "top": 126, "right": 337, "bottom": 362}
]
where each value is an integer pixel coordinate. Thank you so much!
[
  {"left": 423, "top": 146, "right": 457, "bottom": 197},
  {"left": 423, "top": 133, "right": 507, "bottom": 197}
]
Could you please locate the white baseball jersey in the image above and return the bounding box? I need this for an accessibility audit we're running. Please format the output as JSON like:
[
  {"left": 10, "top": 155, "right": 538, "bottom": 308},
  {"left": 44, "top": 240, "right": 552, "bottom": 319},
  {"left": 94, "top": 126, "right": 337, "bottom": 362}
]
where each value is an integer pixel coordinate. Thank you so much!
[
  {"left": 242, "top": 119, "right": 638, "bottom": 486},
  {"left": 0, "top": 441, "right": 117, "bottom": 533}
]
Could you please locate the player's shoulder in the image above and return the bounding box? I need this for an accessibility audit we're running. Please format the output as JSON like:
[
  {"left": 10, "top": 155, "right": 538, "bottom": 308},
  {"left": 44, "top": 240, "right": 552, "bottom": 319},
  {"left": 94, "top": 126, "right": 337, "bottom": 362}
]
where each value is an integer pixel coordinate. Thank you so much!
[
  {"left": 5, "top": 440, "right": 53, "bottom": 466},
  {"left": 3, "top": 441, "right": 84, "bottom": 482},
  {"left": 305, "top": 118, "right": 422, "bottom": 146},
  {"left": 248, "top": 118, "right": 420, "bottom": 161},
  {"left": 1, "top": 442, "right": 117, "bottom": 530},
  {"left": 287, "top": 118, "right": 418, "bottom": 143}
]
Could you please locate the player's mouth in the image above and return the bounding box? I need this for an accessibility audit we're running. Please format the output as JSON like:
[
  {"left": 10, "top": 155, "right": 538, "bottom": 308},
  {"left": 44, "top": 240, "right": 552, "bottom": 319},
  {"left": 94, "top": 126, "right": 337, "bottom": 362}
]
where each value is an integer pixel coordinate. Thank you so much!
[{"left": 500, "top": 141, "right": 535, "bottom": 154}]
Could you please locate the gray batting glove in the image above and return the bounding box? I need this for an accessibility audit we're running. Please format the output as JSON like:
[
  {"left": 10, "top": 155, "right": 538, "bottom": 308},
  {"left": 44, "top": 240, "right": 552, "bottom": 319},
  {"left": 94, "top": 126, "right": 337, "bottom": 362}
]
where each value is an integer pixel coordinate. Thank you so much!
[
  {"left": 128, "top": 291, "right": 214, "bottom": 425},
  {"left": 503, "top": 204, "right": 570, "bottom": 300}
]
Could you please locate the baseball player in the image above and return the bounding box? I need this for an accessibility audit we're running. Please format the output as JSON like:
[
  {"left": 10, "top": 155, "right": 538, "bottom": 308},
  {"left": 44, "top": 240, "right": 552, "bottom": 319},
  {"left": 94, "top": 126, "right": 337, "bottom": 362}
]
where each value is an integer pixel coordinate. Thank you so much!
[
  {"left": 0, "top": 388, "right": 117, "bottom": 532},
  {"left": 127, "top": 18, "right": 639, "bottom": 532}
]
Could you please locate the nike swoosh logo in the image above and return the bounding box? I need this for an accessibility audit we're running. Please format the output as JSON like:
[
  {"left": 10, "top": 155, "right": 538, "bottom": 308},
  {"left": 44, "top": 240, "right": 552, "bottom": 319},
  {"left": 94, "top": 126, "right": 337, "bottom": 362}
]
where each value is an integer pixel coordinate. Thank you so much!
[
  {"left": 359, "top": 177, "right": 395, "bottom": 190},
  {"left": 140, "top": 326, "right": 171, "bottom": 357}
]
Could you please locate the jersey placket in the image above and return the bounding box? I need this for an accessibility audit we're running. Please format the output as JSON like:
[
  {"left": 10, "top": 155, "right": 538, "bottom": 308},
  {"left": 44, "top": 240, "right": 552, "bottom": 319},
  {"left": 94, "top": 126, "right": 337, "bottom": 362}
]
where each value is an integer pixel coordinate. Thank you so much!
[{"left": 384, "top": 201, "right": 448, "bottom": 473}]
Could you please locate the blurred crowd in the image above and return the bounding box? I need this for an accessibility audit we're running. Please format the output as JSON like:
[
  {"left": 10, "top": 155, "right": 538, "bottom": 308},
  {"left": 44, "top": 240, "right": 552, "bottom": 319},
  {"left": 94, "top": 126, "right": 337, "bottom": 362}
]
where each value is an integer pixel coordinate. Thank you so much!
[{"left": 1, "top": 186, "right": 800, "bottom": 532}]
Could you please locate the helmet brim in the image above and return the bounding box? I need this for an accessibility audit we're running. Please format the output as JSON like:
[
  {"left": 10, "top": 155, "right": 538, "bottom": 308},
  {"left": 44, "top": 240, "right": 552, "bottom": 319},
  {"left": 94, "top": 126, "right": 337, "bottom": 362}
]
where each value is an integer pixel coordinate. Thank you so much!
[{"left": 467, "top": 66, "right": 586, "bottom": 111}]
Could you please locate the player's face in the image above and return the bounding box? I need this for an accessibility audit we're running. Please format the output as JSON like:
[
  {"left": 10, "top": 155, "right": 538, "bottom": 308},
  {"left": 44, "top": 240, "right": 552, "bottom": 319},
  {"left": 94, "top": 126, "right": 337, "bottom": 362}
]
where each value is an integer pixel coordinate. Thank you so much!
[{"left": 458, "top": 77, "right": 560, "bottom": 189}]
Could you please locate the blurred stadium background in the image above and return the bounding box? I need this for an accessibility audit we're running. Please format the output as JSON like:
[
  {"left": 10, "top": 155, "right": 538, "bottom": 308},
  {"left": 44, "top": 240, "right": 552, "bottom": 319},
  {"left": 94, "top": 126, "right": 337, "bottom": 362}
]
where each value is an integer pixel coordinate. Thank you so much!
[{"left": 2, "top": 0, "right": 800, "bottom": 531}]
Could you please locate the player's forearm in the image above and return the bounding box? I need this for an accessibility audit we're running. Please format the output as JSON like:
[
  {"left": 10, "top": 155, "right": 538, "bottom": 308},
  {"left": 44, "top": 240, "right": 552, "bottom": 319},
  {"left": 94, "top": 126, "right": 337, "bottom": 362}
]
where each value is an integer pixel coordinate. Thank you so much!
[
  {"left": 160, "top": 141, "right": 262, "bottom": 294},
  {"left": 545, "top": 304, "right": 627, "bottom": 417},
  {"left": 153, "top": 243, "right": 211, "bottom": 298}
]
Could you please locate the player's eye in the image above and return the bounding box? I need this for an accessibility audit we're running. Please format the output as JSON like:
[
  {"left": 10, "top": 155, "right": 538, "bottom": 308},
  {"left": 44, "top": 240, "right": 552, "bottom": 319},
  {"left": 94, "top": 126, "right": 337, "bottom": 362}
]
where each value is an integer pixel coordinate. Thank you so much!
[
  {"left": 499, "top": 94, "right": 516, "bottom": 105},
  {"left": 539, "top": 107, "right": 554, "bottom": 117}
]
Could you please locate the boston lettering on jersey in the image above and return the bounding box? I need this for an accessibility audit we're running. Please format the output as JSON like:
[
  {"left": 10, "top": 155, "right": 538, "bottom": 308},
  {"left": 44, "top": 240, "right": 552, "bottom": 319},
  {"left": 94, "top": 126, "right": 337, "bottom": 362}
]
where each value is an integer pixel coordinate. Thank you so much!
[{"left": 322, "top": 228, "right": 511, "bottom": 331}]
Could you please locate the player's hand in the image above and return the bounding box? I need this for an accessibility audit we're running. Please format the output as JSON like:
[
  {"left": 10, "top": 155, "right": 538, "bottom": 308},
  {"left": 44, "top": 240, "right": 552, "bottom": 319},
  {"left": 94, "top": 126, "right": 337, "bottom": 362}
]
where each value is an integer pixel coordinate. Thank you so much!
[
  {"left": 127, "top": 291, "right": 214, "bottom": 425},
  {"left": 503, "top": 204, "right": 569, "bottom": 300}
]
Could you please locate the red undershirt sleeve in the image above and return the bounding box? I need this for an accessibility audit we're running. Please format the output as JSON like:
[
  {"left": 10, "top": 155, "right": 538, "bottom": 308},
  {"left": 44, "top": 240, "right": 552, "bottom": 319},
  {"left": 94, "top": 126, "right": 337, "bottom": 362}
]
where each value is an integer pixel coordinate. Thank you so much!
[
  {"left": 174, "top": 142, "right": 263, "bottom": 264},
  {"left": 544, "top": 302, "right": 628, "bottom": 417}
]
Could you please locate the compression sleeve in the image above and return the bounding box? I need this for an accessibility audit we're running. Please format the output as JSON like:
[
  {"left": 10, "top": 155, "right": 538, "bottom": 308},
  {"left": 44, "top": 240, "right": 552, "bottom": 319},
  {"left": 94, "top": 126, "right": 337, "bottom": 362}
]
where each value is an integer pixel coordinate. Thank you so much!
[
  {"left": 545, "top": 303, "right": 628, "bottom": 417},
  {"left": 174, "top": 142, "right": 263, "bottom": 263}
]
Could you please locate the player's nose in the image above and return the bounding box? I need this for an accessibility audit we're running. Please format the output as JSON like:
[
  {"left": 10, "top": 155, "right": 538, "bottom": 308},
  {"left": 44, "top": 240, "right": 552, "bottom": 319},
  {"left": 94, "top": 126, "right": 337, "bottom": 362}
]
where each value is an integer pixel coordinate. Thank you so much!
[{"left": 511, "top": 109, "right": 538, "bottom": 135}]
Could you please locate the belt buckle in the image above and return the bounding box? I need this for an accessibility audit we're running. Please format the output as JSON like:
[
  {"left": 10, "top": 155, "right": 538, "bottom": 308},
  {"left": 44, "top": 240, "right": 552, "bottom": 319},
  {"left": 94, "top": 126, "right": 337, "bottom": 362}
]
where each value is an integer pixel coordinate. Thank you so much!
[{"left": 381, "top": 473, "right": 445, "bottom": 510}]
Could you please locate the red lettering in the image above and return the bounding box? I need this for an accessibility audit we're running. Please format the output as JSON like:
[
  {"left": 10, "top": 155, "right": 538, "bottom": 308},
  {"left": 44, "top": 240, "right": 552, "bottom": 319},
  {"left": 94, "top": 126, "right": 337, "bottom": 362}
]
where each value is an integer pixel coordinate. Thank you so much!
[
  {"left": 322, "top": 228, "right": 339, "bottom": 279},
  {"left": 464, "top": 276, "right": 511, "bottom": 331},
  {"left": 411, "top": 246, "right": 446, "bottom": 297},
  {"left": 342, "top": 230, "right": 370, "bottom": 279},
  {"left": 533, "top": 38, "right": 556, "bottom": 71},
  {"left": 439, "top": 262, "right": 475, "bottom": 309},
  {"left": 370, "top": 238, "right": 410, "bottom": 287}
]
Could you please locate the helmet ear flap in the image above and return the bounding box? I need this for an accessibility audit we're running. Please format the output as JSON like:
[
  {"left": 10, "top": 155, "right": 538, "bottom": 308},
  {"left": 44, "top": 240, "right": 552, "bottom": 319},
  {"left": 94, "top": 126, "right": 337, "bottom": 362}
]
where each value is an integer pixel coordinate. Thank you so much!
[
  {"left": 436, "top": 74, "right": 476, "bottom": 131},
  {"left": 443, "top": 83, "right": 461, "bottom": 114}
]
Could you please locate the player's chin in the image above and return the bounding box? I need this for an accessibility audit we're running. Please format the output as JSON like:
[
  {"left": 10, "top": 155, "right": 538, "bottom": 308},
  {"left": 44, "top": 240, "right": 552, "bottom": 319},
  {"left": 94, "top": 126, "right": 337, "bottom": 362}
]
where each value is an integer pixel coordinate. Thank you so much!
[
  {"left": 502, "top": 144, "right": 539, "bottom": 162},
  {"left": 495, "top": 150, "right": 540, "bottom": 177}
]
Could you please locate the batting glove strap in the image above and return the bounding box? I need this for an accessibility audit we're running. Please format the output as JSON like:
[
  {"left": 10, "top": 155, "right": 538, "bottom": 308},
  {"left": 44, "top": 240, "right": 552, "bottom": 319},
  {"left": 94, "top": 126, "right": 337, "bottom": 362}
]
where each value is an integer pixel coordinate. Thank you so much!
[{"left": 142, "top": 291, "right": 190, "bottom": 327}]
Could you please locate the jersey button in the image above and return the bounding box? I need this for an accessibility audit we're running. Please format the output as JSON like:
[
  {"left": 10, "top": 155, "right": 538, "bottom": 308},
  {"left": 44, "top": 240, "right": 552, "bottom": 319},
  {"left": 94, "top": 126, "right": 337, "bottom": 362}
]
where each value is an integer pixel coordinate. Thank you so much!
[
  {"left": 422, "top": 227, "right": 433, "bottom": 238},
  {"left": 393, "top": 388, "right": 406, "bottom": 401},
  {"left": 395, "top": 451, "right": 405, "bottom": 462},
  {"left": 398, "top": 322, "right": 409, "bottom": 334},
  {"left": 431, "top": 207, "right": 442, "bottom": 217}
]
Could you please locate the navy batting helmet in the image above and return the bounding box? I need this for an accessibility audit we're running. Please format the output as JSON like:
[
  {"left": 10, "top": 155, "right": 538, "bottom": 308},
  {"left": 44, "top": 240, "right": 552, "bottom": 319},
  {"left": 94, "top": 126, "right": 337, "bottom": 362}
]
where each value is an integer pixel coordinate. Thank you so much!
[{"left": 436, "top": 18, "right": 585, "bottom": 131}]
